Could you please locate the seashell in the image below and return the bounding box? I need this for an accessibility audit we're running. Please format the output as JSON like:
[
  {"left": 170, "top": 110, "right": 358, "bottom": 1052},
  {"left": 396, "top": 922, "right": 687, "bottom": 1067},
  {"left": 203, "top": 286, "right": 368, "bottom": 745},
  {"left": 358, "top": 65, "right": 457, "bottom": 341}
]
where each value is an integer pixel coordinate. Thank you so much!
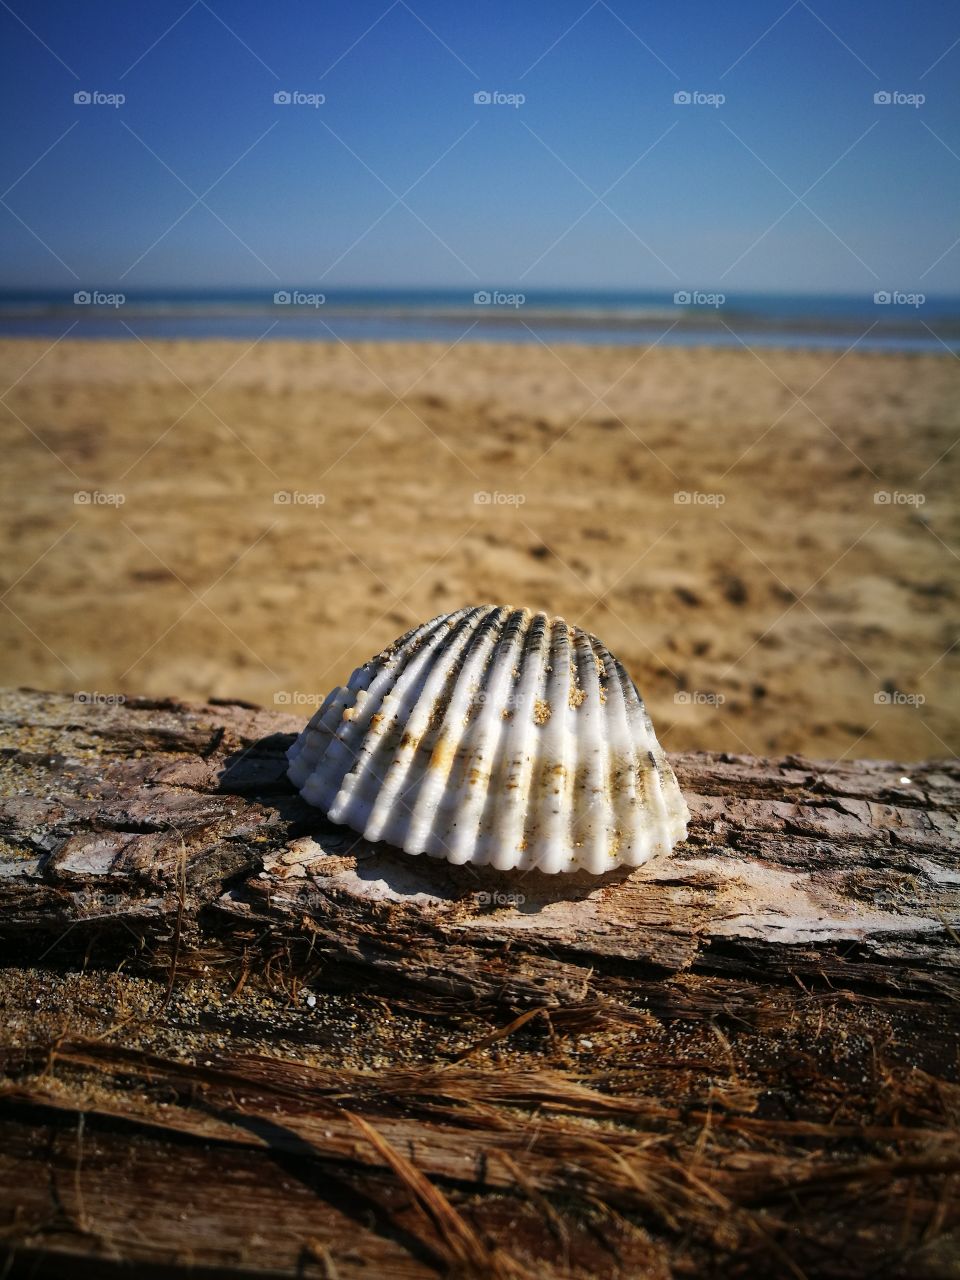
[{"left": 286, "top": 605, "right": 689, "bottom": 875}]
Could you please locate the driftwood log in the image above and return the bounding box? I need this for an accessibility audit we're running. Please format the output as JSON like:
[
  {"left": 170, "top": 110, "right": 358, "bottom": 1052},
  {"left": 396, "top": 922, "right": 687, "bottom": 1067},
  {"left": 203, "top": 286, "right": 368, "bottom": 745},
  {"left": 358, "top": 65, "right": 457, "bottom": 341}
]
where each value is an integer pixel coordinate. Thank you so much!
[{"left": 0, "top": 687, "right": 958, "bottom": 1279}]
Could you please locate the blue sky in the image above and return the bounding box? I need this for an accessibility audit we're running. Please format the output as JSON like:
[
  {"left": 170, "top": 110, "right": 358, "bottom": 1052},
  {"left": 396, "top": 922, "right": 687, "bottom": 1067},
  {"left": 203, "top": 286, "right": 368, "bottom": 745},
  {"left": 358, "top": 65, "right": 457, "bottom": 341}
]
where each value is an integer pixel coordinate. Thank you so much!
[{"left": 1, "top": 0, "right": 958, "bottom": 293}]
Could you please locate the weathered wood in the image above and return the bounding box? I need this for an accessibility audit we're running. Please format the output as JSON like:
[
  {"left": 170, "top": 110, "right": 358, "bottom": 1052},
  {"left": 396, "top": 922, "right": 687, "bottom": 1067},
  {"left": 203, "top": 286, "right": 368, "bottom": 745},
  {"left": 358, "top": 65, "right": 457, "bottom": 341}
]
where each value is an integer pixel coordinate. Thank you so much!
[{"left": 0, "top": 687, "right": 958, "bottom": 1279}]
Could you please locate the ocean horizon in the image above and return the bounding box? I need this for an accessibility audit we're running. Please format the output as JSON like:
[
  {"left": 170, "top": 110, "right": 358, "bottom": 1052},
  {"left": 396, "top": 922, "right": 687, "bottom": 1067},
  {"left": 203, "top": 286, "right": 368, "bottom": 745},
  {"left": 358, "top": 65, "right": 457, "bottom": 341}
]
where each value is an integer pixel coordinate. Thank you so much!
[{"left": 1, "top": 287, "right": 957, "bottom": 352}]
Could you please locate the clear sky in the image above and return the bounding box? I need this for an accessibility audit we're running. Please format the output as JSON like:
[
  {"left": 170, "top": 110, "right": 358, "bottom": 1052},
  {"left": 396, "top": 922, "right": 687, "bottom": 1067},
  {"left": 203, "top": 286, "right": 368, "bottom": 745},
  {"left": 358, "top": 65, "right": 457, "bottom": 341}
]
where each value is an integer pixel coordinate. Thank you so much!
[{"left": 1, "top": 0, "right": 958, "bottom": 294}]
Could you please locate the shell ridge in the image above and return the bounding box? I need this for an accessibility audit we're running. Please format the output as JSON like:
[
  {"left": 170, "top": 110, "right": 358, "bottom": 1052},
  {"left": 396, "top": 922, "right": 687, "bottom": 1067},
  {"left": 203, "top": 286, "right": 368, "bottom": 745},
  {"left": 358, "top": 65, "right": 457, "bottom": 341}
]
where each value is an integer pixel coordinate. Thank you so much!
[
  {"left": 594, "top": 638, "right": 646, "bottom": 865},
  {"left": 610, "top": 650, "right": 689, "bottom": 860},
  {"left": 570, "top": 627, "right": 610, "bottom": 874},
  {"left": 286, "top": 685, "right": 350, "bottom": 784},
  {"left": 287, "top": 682, "right": 373, "bottom": 795},
  {"left": 615, "top": 660, "right": 679, "bottom": 852},
  {"left": 362, "top": 606, "right": 496, "bottom": 846},
  {"left": 369, "top": 610, "right": 455, "bottom": 667},
  {"left": 537, "top": 618, "right": 575, "bottom": 873},
  {"left": 517, "top": 613, "right": 556, "bottom": 869},
  {"left": 451, "top": 608, "right": 534, "bottom": 867},
  {"left": 487, "top": 610, "right": 549, "bottom": 869},
  {"left": 327, "top": 607, "right": 483, "bottom": 829},
  {"left": 303, "top": 612, "right": 460, "bottom": 810},
  {"left": 436, "top": 608, "right": 527, "bottom": 865},
  {"left": 470, "top": 608, "right": 537, "bottom": 868},
  {"left": 402, "top": 606, "right": 510, "bottom": 856}
]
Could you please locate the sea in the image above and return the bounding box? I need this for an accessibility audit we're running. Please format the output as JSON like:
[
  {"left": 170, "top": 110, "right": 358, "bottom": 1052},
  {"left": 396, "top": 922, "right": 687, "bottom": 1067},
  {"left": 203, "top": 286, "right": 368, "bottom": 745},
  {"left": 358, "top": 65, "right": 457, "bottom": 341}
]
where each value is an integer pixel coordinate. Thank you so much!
[{"left": 0, "top": 288, "right": 957, "bottom": 352}]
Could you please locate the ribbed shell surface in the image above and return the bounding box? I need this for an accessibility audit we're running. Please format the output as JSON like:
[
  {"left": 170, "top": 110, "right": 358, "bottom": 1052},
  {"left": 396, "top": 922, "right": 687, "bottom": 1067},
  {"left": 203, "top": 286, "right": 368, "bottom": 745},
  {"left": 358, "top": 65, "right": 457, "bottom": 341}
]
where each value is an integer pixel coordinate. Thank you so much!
[{"left": 286, "top": 606, "right": 689, "bottom": 874}]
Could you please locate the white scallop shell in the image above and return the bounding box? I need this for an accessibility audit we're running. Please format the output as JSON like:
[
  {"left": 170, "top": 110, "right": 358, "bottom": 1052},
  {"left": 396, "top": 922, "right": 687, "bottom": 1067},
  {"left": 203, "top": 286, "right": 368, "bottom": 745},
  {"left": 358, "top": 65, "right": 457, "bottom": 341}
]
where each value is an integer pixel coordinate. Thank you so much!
[{"left": 286, "top": 605, "right": 689, "bottom": 875}]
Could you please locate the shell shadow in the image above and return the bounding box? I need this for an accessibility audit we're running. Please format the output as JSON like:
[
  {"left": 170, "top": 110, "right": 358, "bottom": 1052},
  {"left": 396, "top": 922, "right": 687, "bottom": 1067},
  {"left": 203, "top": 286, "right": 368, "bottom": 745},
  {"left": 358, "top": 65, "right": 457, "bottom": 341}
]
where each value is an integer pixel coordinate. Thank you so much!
[
  {"left": 314, "top": 824, "right": 638, "bottom": 911},
  {"left": 216, "top": 730, "right": 309, "bottom": 822},
  {"left": 216, "top": 732, "right": 639, "bottom": 912}
]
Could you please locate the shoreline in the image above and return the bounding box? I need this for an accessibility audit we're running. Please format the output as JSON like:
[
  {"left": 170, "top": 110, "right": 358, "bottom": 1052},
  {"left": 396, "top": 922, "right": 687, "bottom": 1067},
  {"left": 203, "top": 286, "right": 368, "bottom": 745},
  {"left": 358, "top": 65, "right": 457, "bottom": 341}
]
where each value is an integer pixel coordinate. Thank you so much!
[{"left": 0, "top": 320, "right": 954, "bottom": 354}]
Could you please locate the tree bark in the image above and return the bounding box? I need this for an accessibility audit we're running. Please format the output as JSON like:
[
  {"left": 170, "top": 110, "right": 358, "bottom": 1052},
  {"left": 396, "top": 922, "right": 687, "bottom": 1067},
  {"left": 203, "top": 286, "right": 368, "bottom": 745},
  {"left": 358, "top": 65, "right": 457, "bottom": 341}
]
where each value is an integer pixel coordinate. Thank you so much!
[{"left": 0, "top": 688, "right": 957, "bottom": 1279}]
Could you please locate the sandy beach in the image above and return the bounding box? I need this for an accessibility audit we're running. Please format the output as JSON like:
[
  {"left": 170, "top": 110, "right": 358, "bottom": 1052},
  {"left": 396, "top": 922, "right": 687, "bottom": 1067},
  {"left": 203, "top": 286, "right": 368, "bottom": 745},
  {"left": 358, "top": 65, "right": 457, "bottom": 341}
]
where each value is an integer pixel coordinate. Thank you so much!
[{"left": 1, "top": 336, "right": 957, "bottom": 760}]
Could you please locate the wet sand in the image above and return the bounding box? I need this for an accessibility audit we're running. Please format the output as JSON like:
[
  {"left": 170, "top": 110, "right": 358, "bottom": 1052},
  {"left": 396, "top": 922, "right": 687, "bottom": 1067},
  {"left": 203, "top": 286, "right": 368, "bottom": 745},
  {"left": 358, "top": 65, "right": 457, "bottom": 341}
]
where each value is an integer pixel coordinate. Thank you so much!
[{"left": 1, "top": 336, "right": 957, "bottom": 759}]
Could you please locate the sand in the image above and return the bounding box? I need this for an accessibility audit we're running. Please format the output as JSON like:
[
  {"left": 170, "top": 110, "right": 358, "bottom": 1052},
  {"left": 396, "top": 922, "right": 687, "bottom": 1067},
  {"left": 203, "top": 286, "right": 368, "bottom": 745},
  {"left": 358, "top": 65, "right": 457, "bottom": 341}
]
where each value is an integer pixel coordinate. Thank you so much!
[{"left": 0, "top": 336, "right": 957, "bottom": 760}]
